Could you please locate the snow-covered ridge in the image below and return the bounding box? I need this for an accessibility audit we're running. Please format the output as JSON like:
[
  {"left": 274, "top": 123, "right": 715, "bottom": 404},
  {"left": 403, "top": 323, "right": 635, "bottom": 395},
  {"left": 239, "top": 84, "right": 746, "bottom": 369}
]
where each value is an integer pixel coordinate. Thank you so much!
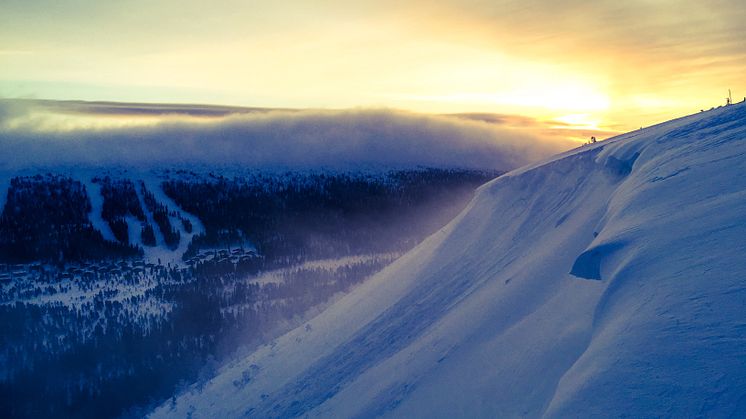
[{"left": 151, "top": 103, "right": 746, "bottom": 418}]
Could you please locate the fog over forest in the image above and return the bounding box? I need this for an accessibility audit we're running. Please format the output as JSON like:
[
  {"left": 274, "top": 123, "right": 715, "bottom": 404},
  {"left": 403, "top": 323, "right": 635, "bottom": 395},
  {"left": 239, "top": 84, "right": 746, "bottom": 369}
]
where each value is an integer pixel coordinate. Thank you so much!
[{"left": 0, "top": 99, "right": 571, "bottom": 172}]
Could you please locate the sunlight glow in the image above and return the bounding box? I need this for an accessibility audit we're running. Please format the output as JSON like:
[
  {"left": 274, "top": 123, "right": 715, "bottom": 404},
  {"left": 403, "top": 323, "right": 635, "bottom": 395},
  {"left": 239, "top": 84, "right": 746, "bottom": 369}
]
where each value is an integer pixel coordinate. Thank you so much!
[
  {"left": 1, "top": 1, "right": 744, "bottom": 141},
  {"left": 553, "top": 114, "right": 602, "bottom": 130}
]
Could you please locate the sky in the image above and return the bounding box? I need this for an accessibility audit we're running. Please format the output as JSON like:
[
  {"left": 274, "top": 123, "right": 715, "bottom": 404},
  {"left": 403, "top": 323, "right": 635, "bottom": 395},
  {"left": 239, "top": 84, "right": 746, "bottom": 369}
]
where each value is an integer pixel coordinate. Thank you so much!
[{"left": 1, "top": 0, "right": 745, "bottom": 142}]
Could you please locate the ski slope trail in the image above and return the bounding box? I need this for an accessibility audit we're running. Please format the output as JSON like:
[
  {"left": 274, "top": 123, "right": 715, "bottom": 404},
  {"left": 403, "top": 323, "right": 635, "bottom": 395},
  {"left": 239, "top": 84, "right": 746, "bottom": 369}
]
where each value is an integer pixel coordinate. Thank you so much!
[
  {"left": 151, "top": 103, "right": 746, "bottom": 418},
  {"left": 82, "top": 177, "right": 118, "bottom": 243},
  {"left": 0, "top": 175, "right": 9, "bottom": 222},
  {"left": 137, "top": 175, "right": 206, "bottom": 265}
]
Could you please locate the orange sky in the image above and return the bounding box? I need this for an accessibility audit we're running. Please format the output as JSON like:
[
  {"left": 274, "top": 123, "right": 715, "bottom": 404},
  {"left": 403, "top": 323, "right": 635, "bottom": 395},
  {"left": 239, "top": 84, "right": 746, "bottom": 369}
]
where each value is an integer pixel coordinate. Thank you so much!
[{"left": 1, "top": 0, "right": 744, "bottom": 142}]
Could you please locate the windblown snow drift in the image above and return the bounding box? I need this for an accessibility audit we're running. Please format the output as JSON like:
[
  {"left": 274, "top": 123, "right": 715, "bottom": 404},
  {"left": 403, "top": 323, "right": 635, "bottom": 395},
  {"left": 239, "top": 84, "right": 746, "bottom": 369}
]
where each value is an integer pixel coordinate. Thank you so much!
[{"left": 152, "top": 103, "right": 746, "bottom": 418}]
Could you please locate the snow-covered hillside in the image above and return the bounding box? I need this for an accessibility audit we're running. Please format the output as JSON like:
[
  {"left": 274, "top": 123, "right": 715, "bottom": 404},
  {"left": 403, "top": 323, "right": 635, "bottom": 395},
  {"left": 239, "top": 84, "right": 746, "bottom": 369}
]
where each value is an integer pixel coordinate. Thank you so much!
[{"left": 151, "top": 103, "right": 746, "bottom": 418}]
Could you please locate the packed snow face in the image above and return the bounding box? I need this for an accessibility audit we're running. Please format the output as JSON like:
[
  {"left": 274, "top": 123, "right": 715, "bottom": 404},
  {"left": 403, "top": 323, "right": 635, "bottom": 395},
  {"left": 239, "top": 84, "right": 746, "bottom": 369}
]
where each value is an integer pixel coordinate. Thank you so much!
[{"left": 152, "top": 103, "right": 746, "bottom": 418}]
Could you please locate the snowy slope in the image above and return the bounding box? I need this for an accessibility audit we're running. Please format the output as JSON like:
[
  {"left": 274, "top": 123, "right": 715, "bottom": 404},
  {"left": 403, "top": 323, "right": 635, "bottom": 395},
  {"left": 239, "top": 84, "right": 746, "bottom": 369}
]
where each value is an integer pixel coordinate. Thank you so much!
[
  {"left": 139, "top": 176, "right": 206, "bottom": 264},
  {"left": 0, "top": 177, "right": 8, "bottom": 222},
  {"left": 82, "top": 178, "right": 118, "bottom": 243},
  {"left": 150, "top": 103, "right": 746, "bottom": 418}
]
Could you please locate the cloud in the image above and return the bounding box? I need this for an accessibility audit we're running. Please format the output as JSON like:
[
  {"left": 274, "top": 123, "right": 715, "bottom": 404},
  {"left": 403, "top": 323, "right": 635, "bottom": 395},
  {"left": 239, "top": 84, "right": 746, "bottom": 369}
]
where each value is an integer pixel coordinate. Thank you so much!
[
  {"left": 447, "top": 112, "right": 619, "bottom": 142},
  {"left": 24, "top": 99, "right": 290, "bottom": 118},
  {"left": 0, "top": 100, "right": 572, "bottom": 172},
  {"left": 408, "top": 0, "right": 746, "bottom": 87}
]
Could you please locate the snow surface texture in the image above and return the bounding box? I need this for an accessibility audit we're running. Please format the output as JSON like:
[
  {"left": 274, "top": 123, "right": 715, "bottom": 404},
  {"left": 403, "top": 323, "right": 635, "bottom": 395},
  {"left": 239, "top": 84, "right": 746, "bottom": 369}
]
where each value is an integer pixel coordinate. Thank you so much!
[{"left": 150, "top": 104, "right": 746, "bottom": 418}]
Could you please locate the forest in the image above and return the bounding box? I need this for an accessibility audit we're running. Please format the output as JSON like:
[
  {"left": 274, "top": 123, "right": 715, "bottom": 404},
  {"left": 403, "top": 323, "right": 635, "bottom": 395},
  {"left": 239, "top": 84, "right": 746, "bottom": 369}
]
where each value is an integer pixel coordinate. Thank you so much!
[{"left": 0, "top": 168, "right": 499, "bottom": 418}]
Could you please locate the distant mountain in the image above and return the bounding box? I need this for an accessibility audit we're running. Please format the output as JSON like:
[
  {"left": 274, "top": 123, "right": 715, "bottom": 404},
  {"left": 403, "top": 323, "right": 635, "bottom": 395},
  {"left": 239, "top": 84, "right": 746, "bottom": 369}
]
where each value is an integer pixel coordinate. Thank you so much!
[
  {"left": 0, "top": 168, "right": 497, "bottom": 265},
  {"left": 152, "top": 103, "right": 746, "bottom": 418}
]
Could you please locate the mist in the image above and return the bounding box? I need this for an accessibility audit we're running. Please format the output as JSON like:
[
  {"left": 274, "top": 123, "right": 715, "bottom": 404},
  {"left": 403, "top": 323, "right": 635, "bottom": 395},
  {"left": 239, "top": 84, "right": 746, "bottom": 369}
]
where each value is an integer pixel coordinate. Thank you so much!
[{"left": 0, "top": 100, "right": 571, "bottom": 172}]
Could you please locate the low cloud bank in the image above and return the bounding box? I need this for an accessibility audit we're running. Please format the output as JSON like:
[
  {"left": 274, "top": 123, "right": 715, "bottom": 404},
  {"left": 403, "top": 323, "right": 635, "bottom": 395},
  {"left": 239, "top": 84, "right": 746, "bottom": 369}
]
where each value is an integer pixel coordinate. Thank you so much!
[{"left": 0, "top": 100, "right": 572, "bottom": 172}]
